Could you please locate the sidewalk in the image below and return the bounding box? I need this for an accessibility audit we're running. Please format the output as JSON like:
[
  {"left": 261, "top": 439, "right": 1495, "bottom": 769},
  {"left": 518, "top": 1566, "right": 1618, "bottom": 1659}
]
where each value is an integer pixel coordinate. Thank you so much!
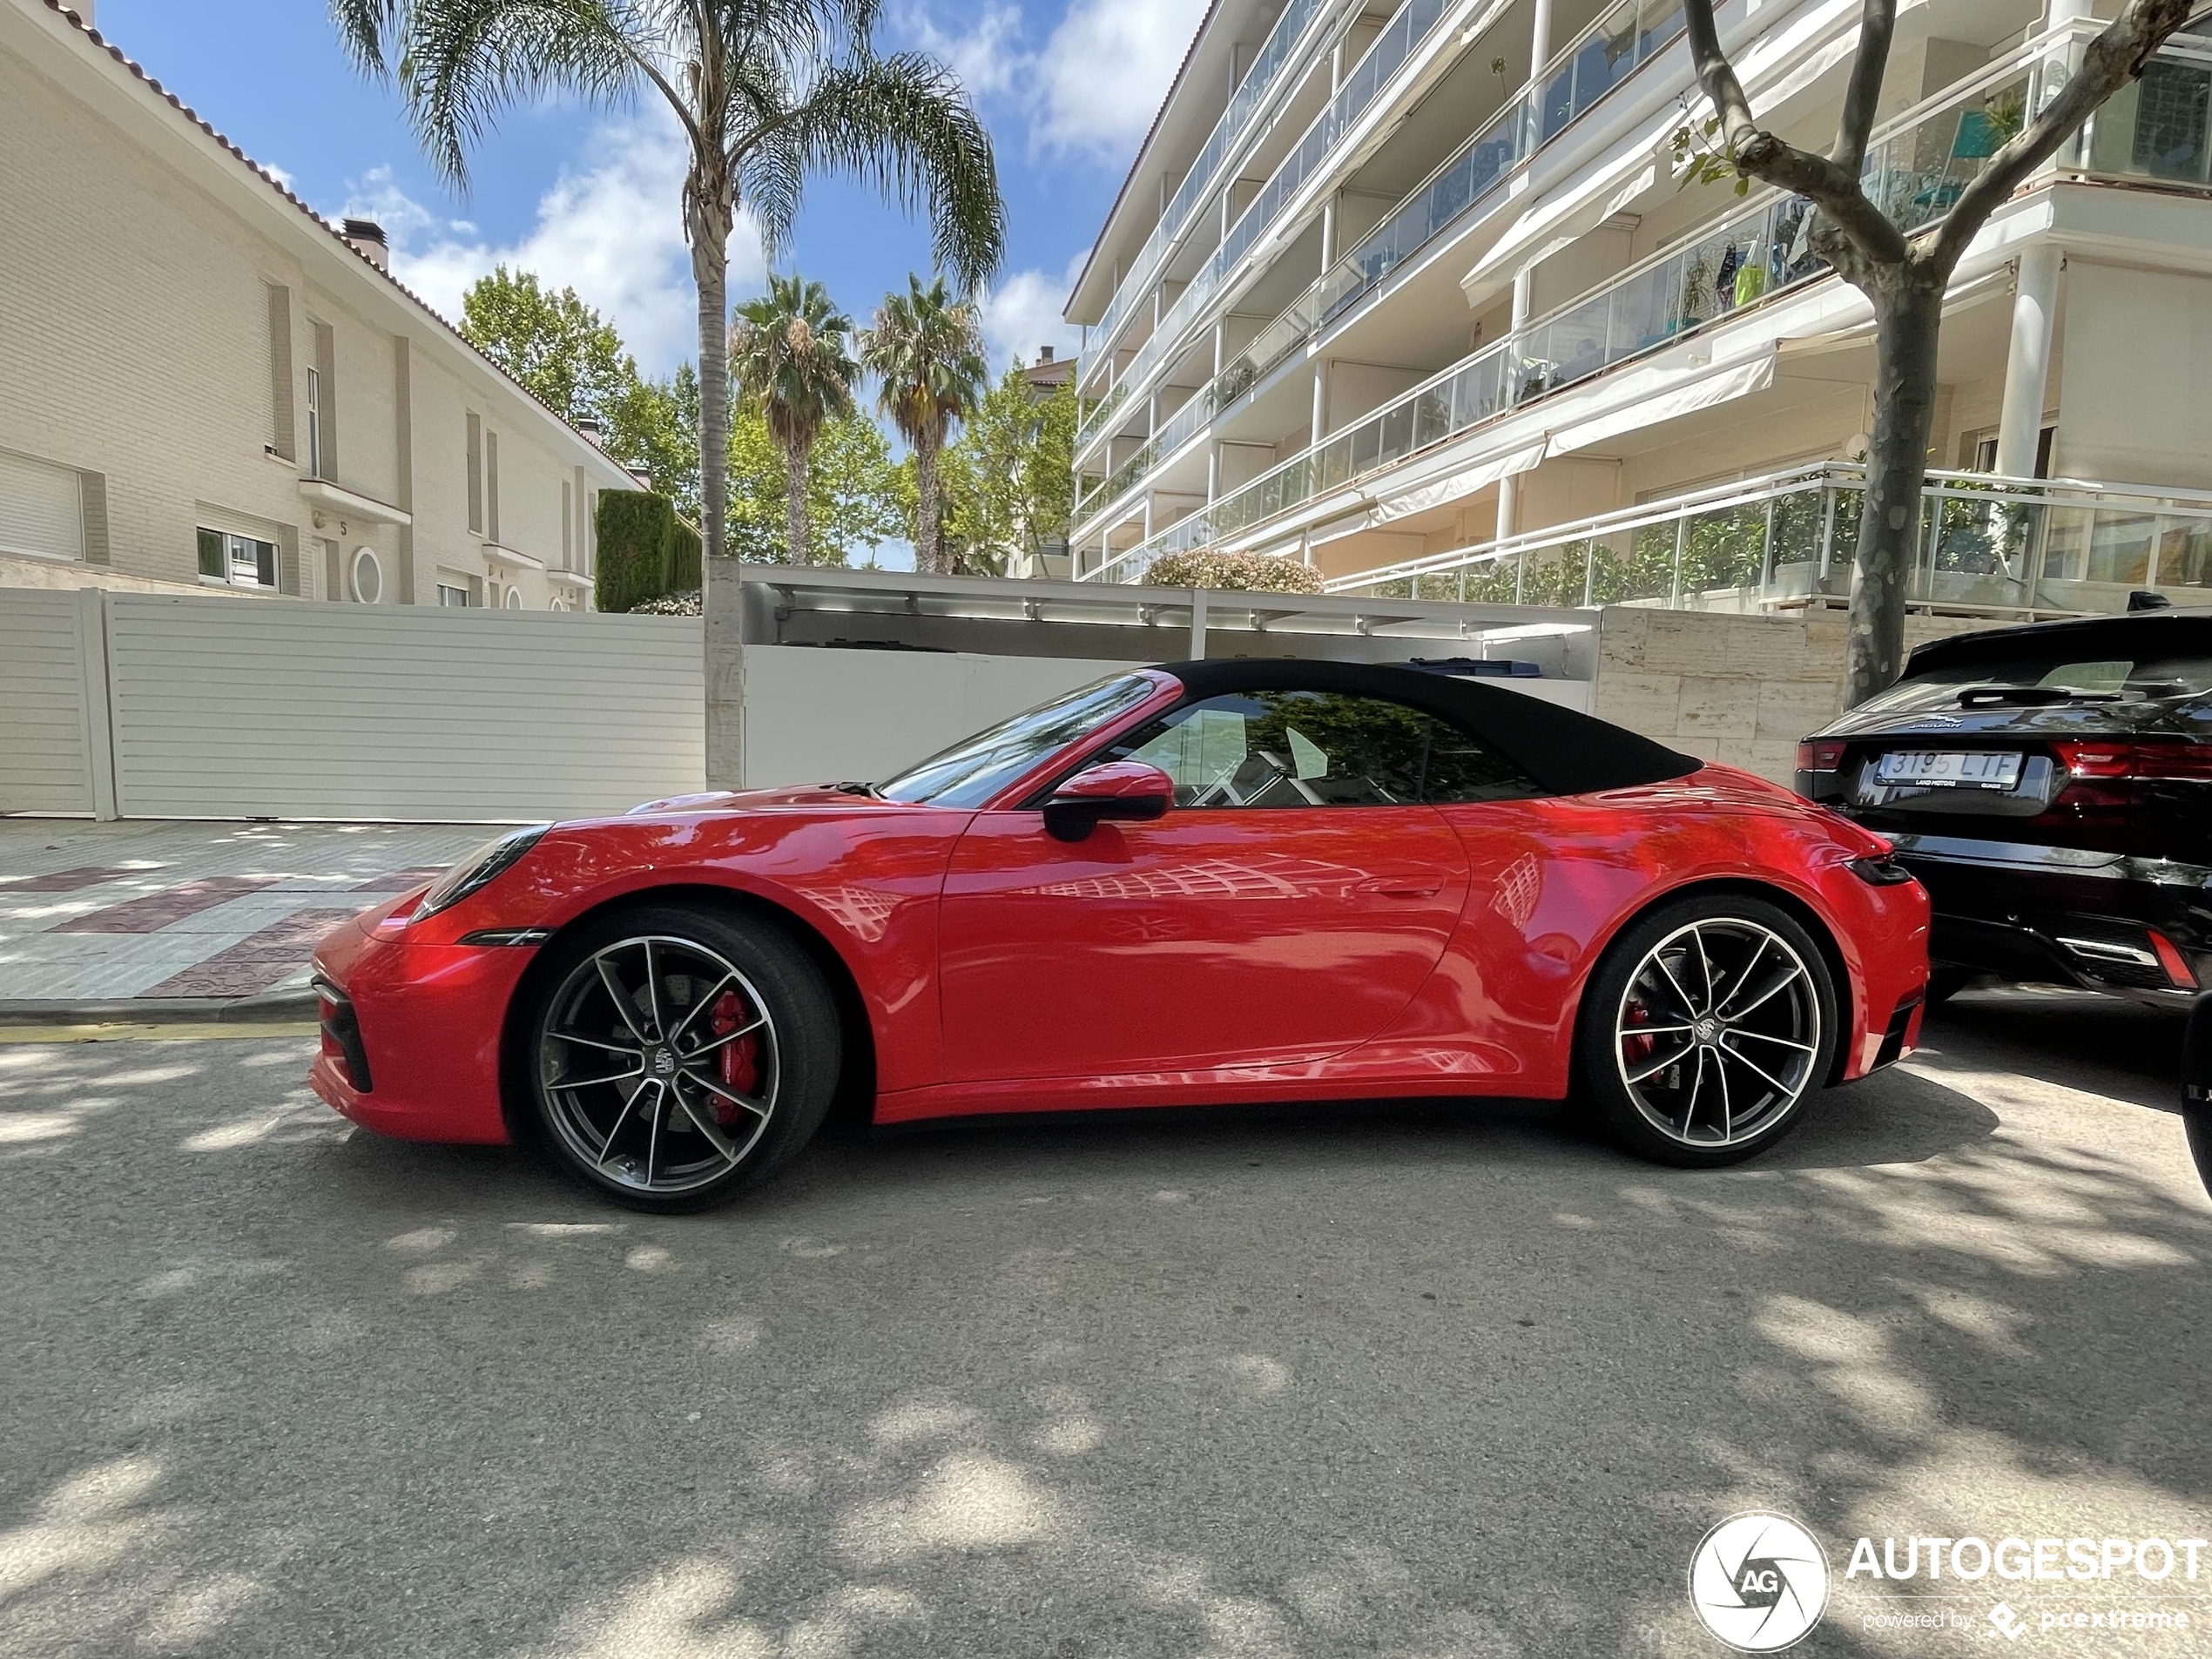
[{"left": 0, "top": 819, "right": 491, "bottom": 1013}]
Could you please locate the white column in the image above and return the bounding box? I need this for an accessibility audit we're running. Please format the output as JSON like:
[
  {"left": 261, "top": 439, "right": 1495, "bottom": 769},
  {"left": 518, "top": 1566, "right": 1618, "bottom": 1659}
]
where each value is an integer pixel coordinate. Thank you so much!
[
  {"left": 1310, "top": 360, "right": 1329, "bottom": 443},
  {"left": 1207, "top": 442, "right": 1221, "bottom": 502},
  {"left": 1994, "top": 245, "right": 2061, "bottom": 477},
  {"left": 1493, "top": 266, "right": 1540, "bottom": 542},
  {"left": 1529, "top": 0, "right": 1555, "bottom": 79},
  {"left": 1330, "top": 40, "right": 1345, "bottom": 94},
  {"left": 1320, "top": 196, "right": 1338, "bottom": 269}
]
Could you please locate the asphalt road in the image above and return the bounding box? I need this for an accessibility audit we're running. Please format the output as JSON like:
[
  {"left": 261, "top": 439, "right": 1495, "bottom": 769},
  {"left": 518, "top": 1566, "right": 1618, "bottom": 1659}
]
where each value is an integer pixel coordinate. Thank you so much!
[{"left": 3, "top": 990, "right": 2208, "bottom": 1658}]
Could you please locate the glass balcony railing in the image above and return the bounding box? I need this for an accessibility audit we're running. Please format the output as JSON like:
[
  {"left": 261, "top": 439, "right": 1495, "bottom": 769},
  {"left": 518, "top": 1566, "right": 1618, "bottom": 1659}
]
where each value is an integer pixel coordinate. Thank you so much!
[
  {"left": 1091, "top": 0, "right": 1467, "bottom": 433},
  {"left": 1089, "top": 0, "right": 1341, "bottom": 363},
  {"left": 1076, "top": 377, "right": 1130, "bottom": 451},
  {"left": 1324, "top": 462, "right": 2212, "bottom": 619},
  {"left": 1090, "top": 0, "right": 1689, "bottom": 468},
  {"left": 1076, "top": 387, "right": 1220, "bottom": 523},
  {"left": 1084, "top": 45, "right": 2052, "bottom": 583}
]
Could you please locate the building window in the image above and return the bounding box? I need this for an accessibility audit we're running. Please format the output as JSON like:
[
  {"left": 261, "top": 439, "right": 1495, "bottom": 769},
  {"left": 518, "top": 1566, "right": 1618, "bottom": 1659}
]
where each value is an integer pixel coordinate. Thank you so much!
[
  {"left": 350, "top": 546, "right": 383, "bottom": 604},
  {"left": 198, "top": 528, "right": 278, "bottom": 590},
  {"left": 504, "top": 587, "right": 523, "bottom": 610},
  {"left": 436, "top": 582, "right": 472, "bottom": 607},
  {"left": 0, "top": 447, "right": 86, "bottom": 562},
  {"left": 306, "top": 368, "right": 324, "bottom": 477}
]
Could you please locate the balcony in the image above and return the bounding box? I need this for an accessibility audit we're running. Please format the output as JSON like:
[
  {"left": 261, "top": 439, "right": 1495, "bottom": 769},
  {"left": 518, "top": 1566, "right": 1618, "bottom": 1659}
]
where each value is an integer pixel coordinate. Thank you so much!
[
  {"left": 1086, "top": 0, "right": 1345, "bottom": 368},
  {"left": 1324, "top": 462, "right": 2212, "bottom": 620},
  {"left": 1081, "top": 0, "right": 1475, "bottom": 453},
  {"left": 1082, "top": 0, "right": 1693, "bottom": 482},
  {"left": 1082, "top": 27, "right": 2147, "bottom": 583}
]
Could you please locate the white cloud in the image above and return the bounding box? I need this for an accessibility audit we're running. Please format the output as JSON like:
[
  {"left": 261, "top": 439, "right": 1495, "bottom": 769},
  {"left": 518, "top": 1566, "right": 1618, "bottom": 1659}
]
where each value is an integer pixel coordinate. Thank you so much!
[
  {"left": 978, "top": 253, "right": 1085, "bottom": 373},
  {"left": 1029, "top": 0, "right": 1197, "bottom": 160},
  {"left": 340, "top": 108, "right": 761, "bottom": 374},
  {"left": 894, "top": 0, "right": 1198, "bottom": 165}
]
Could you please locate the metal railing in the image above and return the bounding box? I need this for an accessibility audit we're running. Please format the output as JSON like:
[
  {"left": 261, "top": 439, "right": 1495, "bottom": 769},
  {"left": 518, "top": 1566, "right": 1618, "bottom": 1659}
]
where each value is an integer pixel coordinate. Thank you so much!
[
  {"left": 1086, "top": 0, "right": 1345, "bottom": 368},
  {"left": 1324, "top": 462, "right": 2212, "bottom": 617},
  {"left": 1077, "top": 387, "right": 1219, "bottom": 519},
  {"left": 1081, "top": 0, "right": 1469, "bottom": 453},
  {"left": 1082, "top": 35, "right": 2062, "bottom": 583},
  {"left": 1082, "top": 0, "right": 1690, "bottom": 473}
]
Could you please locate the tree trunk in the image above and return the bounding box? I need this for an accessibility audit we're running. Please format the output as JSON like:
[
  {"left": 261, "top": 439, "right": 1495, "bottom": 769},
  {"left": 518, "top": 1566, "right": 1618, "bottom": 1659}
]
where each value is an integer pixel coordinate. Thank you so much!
[
  {"left": 1844, "top": 269, "right": 1945, "bottom": 708},
  {"left": 786, "top": 436, "right": 812, "bottom": 565},
  {"left": 690, "top": 222, "right": 732, "bottom": 564},
  {"left": 916, "top": 433, "right": 941, "bottom": 576}
]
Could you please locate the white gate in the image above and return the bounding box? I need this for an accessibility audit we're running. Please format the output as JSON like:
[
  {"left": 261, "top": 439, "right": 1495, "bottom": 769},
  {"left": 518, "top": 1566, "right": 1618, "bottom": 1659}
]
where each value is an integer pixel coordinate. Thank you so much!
[{"left": 1, "top": 589, "right": 703, "bottom": 821}]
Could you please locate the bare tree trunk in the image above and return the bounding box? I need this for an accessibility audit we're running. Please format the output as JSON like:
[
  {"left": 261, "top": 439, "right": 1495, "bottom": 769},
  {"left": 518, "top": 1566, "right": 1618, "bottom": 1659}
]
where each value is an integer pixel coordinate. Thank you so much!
[
  {"left": 1844, "top": 269, "right": 1944, "bottom": 706},
  {"left": 786, "top": 436, "right": 812, "bottom": 565},
  {"left": 689, "top": 216, "right": 732, "bottom": 563},
  {"left": 916, "top": 434, "right": 941, "bottom": 575}
]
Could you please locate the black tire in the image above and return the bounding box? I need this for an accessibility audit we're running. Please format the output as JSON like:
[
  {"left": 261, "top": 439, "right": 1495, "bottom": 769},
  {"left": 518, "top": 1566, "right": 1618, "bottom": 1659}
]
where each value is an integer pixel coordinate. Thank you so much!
[
  {"left": 522, "top": 902, "right": 842, "bottom": 1211},
  {"left": 1573, "top": 892, "right": 1840, "bottom": 1169}
]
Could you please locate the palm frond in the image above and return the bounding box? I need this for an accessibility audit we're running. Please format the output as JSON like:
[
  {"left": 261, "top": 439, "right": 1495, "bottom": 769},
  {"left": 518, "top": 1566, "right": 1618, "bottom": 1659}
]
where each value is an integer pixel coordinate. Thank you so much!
[
  {"left": 401, "top": 0, "right": 657, "bottom": 187},
  {"left": 328, "top": 0, "right": 405, "bottom": 74},
  {"left": 777, "top": 51, "right": 1006, "bottom": 292}
]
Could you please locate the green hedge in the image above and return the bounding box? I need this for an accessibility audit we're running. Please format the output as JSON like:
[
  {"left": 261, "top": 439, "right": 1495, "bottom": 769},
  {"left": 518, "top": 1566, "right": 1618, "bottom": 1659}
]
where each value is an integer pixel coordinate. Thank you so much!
[
  {"left": 668, "top": 518, "right": 701, "bottom": 592},
  {"left": 594, "top": 489, "right": 686, "bottom": 613}
]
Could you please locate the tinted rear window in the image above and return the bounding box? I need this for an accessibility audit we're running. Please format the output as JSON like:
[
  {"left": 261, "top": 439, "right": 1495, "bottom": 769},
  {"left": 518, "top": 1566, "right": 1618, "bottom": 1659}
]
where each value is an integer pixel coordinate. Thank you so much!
[{"left": 1861, "top": 653, "right": 2212, "bottom": 715}]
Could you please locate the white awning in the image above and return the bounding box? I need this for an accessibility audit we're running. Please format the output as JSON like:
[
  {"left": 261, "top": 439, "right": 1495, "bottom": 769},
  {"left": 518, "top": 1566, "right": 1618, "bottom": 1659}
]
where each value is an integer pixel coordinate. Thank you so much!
[
  {"left": 1544, "top": 354, "right": 1777, "bottom": 457},
  {"left": 1369, "top": 439, "right": 1548, "bottom": 523}
]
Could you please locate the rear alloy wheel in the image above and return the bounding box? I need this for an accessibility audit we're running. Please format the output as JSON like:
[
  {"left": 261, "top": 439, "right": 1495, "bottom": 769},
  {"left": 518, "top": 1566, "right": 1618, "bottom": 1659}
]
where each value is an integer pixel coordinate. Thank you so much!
[
  {"left": 526, "top": 905, "right": 840, "bottom": 1211},
  {"left": 1576, "top": 896, "right": 1838, "bottom": 1168}
]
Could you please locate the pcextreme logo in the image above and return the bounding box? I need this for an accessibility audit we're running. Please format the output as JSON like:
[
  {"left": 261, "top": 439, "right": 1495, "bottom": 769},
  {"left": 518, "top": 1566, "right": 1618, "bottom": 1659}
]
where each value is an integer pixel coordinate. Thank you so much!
[{"left": 1689, "top": 1512, "right": 1831, "bottom": 1651}]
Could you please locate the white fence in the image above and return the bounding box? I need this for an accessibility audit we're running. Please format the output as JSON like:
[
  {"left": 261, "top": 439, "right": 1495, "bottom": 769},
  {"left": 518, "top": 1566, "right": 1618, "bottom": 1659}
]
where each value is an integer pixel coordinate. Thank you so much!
[{"left": 0, "top": 589, "right": 704, "bottom": 821}]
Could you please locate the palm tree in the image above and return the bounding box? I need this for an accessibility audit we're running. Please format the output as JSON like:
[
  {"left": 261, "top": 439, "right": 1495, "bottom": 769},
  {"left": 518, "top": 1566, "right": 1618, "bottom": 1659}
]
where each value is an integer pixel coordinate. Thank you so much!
[
  {"left": 328, "top": 1, "right": 1005, "bottom": 572},
  {"left": 860, "top": 274, "right": 986, "bottom": 575},
  {"left": 731, "top": 273, "right": 857, "bottom": 563}
]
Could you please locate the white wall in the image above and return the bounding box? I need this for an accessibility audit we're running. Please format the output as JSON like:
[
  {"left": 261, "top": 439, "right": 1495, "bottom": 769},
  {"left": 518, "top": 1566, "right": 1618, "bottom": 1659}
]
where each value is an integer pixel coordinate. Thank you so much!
[
  {"left": 0, "top": 588, "right": 98, "bottom": 814},
  {"left": 2054, "top": 262, "right": 2212, "bottom": 492},
  {"left": 740, "top": 647, "right": 1148, "bottom": 788}
]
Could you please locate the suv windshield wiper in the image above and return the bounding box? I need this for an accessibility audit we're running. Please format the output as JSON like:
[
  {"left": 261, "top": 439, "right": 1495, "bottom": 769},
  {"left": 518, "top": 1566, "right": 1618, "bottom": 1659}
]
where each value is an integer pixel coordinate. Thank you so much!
[
  {"left": 1957, "top": 685, "right": 2126, "bottom": 708},
  {"left": 828, "top": 780, "right": 880, "bottom": 797}
]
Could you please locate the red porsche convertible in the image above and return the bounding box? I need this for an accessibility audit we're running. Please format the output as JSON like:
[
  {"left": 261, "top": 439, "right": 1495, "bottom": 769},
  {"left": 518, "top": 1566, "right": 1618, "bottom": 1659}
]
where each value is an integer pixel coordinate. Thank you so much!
[{"left": 310, "top": 659, "right": 1930, "bottom": 1209}]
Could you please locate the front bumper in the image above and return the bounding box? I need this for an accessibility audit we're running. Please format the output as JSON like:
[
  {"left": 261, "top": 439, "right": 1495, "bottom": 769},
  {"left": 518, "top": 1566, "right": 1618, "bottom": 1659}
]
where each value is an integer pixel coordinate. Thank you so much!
[
  {"left": 306, "top": 894, "right": 532, "bottom": 1143},
  {"left": 1891, "top": 833, "right": 2212, "bottom": 1002}
]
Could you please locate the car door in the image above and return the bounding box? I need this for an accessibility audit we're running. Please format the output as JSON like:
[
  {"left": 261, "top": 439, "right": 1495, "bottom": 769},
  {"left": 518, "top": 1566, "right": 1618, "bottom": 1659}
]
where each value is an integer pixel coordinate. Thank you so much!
[{"left": 935, "top": 687, "right": 1478, "bottom": 1082}]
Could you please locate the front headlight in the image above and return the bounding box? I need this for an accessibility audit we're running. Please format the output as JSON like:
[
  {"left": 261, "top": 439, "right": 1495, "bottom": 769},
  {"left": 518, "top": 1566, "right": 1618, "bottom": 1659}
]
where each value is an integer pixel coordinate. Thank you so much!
[{"left": 413, "top": 825, "right": 550, "bottom": 921}]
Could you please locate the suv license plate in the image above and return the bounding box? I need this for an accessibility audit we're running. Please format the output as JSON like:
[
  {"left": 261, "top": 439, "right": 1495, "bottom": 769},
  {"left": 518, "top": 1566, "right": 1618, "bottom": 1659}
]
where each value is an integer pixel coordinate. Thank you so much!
[{"left": 1875, "top": 750, "right": 2023, "bottom": 790}]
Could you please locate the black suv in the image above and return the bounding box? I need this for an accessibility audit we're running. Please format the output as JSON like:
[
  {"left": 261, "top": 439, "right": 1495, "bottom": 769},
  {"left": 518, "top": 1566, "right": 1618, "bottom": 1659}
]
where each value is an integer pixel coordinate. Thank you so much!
[{"left": 1796, "top": 612, "right": 2212, "bottom": 1005}]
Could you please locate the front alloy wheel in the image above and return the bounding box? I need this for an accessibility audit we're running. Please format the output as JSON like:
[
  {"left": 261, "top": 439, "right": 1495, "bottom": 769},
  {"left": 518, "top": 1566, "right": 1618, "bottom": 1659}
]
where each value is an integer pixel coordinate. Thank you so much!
[{"left": 525, "top": 905, "right": 840, "bottom": 1210}]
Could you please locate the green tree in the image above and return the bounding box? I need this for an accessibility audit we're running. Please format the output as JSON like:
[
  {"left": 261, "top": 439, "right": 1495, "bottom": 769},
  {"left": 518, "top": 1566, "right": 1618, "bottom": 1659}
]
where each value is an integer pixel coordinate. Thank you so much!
[
  {"left": 601, "top": 361, "right": 702, "bottom": 520},
  {"left": 331, "top": 0, "right": 1005, "bottom": 579},
  {"left": 730, "top": 274, "right": 860, "bottom": 563},
  {"left": 727, "top": 406, "right": 902, "bottom": 566},
  {"left": 459, "top": 266, "right": 631, "bottom": 418},
  {"left": 1676, "top": 0, "right": 2193, "bottom": 702},
  {"left": 937, "top": 368, "right": 1081, "bottom": 575},
  {"left": 860, "top": 274, "right": 986, "bottom": 575}
]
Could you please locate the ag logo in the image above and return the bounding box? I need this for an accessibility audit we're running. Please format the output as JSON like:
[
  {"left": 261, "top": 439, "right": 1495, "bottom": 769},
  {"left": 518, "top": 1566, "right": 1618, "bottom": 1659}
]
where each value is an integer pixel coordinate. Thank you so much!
[{"left": 1688, "top": 1511, "right": 1830, "bottom": 1651}]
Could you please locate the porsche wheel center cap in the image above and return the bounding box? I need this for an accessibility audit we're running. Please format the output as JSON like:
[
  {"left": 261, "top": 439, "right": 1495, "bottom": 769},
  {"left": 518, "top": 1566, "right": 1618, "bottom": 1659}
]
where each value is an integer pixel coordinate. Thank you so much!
[
  {"left": 650, "top": 1047, "right": 678, "bottom": 1077},
  {"left": 1692, "top": 1018, "right": 1723, "bottom": 1046}
]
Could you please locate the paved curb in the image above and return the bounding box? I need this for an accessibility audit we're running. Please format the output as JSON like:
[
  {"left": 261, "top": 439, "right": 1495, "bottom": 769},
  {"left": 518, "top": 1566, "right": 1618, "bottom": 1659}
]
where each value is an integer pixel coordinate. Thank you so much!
[{"left": 0, "top": 988, "right": 320, "bottom": 1028}]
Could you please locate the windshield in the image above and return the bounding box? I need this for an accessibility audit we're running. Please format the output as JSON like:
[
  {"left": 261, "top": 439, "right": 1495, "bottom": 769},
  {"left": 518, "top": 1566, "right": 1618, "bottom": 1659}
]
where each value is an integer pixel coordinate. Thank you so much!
[
  {"left": 1858, "top": 652, "right": 2212, "bottom": 716},
  {"left": 878, "top": 674, "right": 1161, "bottom": 807}
]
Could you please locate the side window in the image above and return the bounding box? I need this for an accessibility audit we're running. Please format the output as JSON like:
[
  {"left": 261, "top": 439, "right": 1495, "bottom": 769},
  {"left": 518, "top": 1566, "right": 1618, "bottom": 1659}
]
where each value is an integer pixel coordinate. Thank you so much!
[{"left": 1104, "top": 690, "right": 1538, "bottom": 807}]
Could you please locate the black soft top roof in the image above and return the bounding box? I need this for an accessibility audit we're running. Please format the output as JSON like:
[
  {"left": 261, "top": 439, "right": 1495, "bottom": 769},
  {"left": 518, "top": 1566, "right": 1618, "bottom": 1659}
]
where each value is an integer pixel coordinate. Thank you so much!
[
  {"left": 1906, "top": 610, "right": 2212, "bottom": 676},
  {"left": 1152, "top": 659, "right": 1699, "bottom": 796}
]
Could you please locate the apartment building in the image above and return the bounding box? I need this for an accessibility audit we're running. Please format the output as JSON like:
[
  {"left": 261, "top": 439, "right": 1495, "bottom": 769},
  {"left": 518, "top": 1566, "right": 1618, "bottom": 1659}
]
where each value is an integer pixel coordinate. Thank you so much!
[
  {"left": 1064, "top": 0, "right": 2212, "bottom": 616},
  {"left": 0, "top": 0, "right": 635, "bottom": 610}
]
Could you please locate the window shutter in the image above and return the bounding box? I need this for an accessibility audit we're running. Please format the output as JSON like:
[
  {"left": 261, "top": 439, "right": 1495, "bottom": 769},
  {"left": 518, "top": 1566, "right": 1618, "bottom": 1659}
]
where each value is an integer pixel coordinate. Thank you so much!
[
  {"left": 466, "top": 414, "right": 483, "bottom": 532},
  {"left": 266, "top": 284, "right": 296, "bottom": 461},
  {"left": 312, "top": 321, "right": 339, "bottom": 478},
  {"left": 80, "top": 470, "right": 110, "bottom": 563},
  {"left": 0, "top": 448, "right": 84, "bottom": 562},
  {"left": 278, "top": 540, "right": 301, "bottom": 596},
  {"left": 486, "top": 431, "right": 501, "bottom": 543}
]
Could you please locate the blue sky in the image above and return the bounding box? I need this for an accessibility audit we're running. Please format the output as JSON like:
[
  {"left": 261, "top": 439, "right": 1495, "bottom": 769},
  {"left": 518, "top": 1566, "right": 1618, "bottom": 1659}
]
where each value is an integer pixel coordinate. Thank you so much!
[{"left": 94, "top": 0, "right": 1204, "bottom": 378}]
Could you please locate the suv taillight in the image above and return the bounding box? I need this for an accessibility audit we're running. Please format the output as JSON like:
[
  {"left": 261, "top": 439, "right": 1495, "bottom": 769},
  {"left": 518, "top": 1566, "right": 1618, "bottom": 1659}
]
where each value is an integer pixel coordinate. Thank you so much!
[
  {"left": 1797, "top": 739, "right": 1846, "bottom": 773},
  {"left": 2052, "top": 740, "right": 2212, "bottom": 781}
]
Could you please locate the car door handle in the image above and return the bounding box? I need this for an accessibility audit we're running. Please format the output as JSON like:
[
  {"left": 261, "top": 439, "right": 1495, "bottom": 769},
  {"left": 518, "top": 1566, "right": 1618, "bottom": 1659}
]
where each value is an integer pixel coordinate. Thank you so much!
[{"left": 1359, "top": 879, "right": 1443, "bottom": 900}]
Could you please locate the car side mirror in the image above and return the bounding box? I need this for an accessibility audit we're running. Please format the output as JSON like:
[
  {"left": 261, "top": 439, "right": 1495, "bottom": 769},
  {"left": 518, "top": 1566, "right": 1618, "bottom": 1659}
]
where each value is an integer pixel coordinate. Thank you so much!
[{"left": 1042, "top": 761, "right": 1173, "bottom": 843}]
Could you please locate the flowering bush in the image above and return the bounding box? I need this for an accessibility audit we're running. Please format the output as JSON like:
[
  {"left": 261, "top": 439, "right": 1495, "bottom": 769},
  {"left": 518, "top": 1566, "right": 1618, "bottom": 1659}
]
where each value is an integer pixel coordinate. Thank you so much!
[
  {"left": 627, "top": 589, "right": 702, "bottom": 616},
  {"left": 1145, "top": 550, "right": 1325, "bottom": 594}
]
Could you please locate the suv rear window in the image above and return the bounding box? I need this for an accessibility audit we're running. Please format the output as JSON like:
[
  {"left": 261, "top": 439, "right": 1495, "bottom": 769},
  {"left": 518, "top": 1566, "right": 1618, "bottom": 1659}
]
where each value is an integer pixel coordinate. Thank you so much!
[{"left": 1858, "top": 653, "right": 2212, "bottom": 715}]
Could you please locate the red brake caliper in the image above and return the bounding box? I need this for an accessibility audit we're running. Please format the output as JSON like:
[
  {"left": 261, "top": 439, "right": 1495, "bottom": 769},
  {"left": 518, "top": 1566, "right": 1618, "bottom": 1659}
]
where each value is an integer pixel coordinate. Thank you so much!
[
  {"left": 708, "top": 990, "right": 759, "bottom": 1125},
  {"left": 1622, "top": 999, "right": 1655, "bottom": 1071}
]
